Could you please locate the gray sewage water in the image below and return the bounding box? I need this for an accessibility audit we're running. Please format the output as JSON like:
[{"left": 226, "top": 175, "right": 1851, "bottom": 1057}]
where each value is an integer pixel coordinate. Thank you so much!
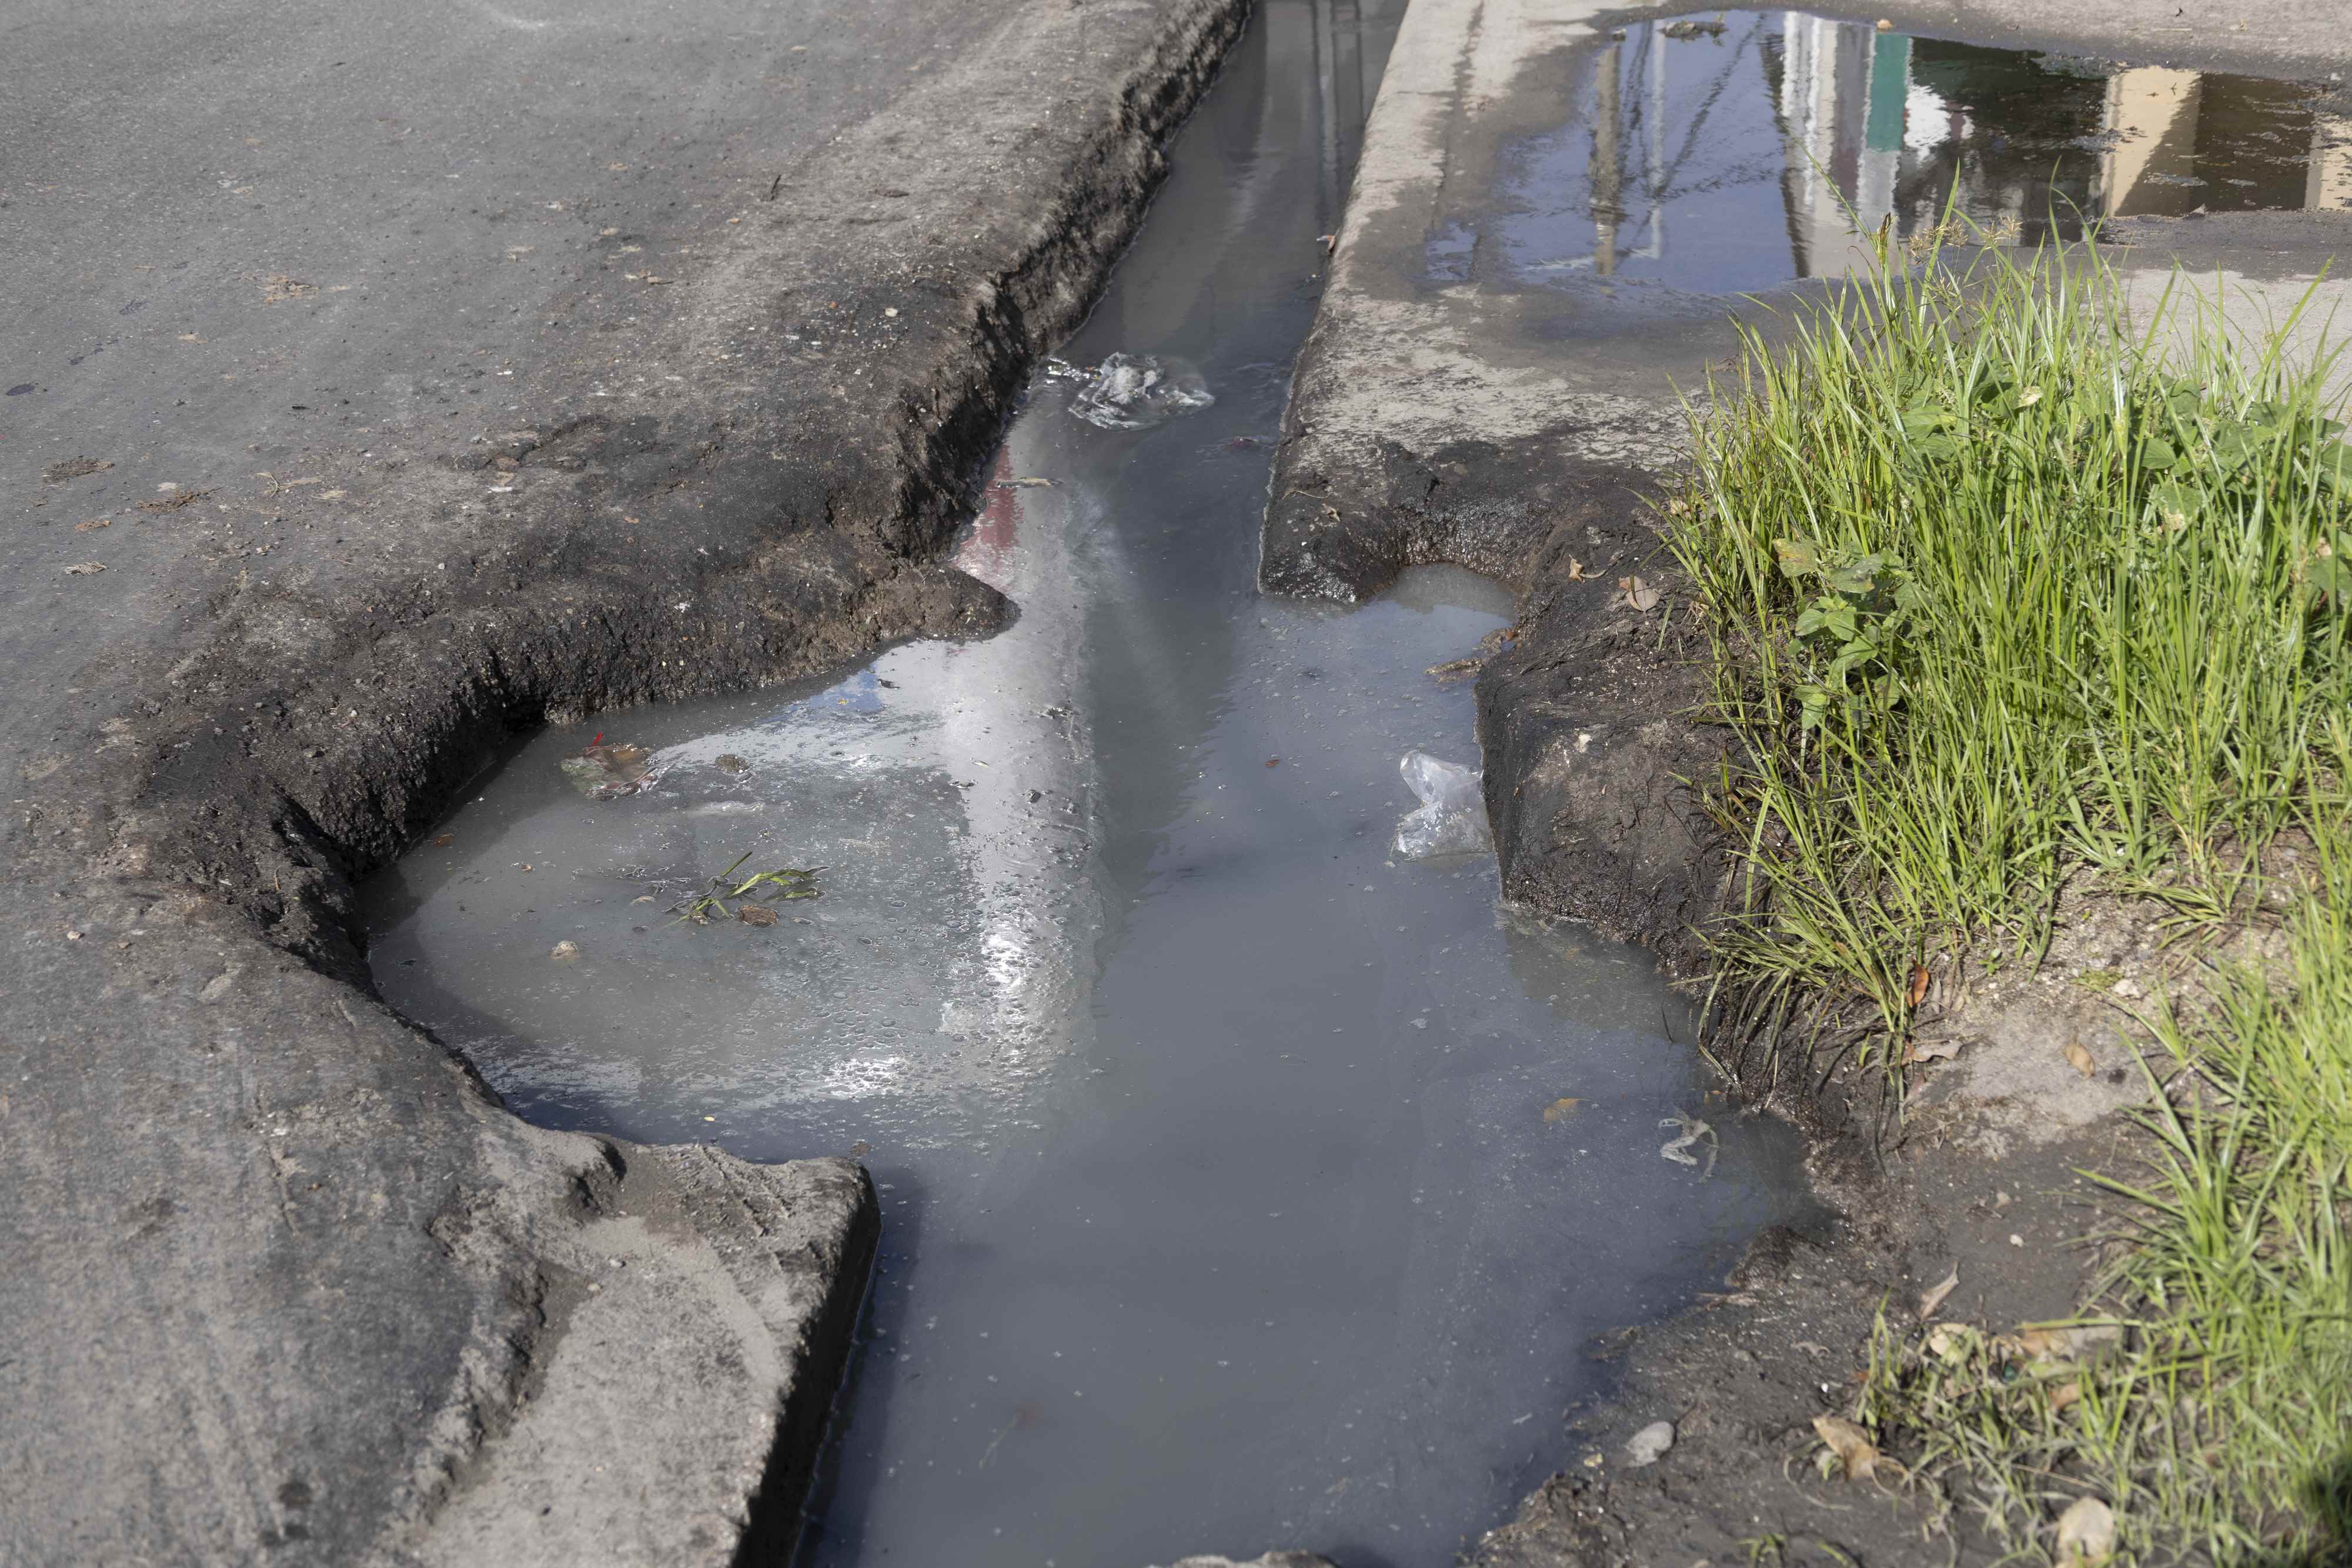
[{"left": 355, "top": 2, "right": 2341, "bottom": 1562}]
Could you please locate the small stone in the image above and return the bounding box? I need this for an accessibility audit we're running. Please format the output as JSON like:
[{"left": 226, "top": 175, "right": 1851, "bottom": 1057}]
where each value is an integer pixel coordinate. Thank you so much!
[
  {"left": 2056, "top": 1495, "right": 2116, "bottom": 1563},
  {"left": 1624, "top": 1419, "right": 1675, "bottom": 1467},
  {"left": 551, "top": 941, "right": 581, "bottom": 961}
]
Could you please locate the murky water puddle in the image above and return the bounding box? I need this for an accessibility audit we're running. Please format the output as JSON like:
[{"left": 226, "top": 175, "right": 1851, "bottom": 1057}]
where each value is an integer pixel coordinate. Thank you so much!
[
  {"left": 1441, "top": 8, "right": 2348, "bottom": 309},
  {"left": 363, "top": 4, "right": 1823, "bottom": 1564}
]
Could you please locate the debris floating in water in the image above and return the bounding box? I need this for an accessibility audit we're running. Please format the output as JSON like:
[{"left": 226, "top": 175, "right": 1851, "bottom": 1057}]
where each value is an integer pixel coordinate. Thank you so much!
[
  {"left": 561, "top": 734, "right": 663, "bottom": 798},
  {"left": 1067, "top": 352, "right": 1214, "bottom": 430},
  {"left": 671, "top": 850, "right": 822, "bottom": 926},
  {"left": 1394, "top": 750, "right": 1491, "bottom": 858},
  {"left": 1658, "top": 1114, "right": 1718, "bottom": 1178}
]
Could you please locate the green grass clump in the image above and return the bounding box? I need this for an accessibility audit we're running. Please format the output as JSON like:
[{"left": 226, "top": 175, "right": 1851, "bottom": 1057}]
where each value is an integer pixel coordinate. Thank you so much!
[
  {"left": 1668, "top": 236, "right": 2352, "bottom": 1560},
  {"left": 1672, "top": 239, "right": 2352, "bottom": 1029}
]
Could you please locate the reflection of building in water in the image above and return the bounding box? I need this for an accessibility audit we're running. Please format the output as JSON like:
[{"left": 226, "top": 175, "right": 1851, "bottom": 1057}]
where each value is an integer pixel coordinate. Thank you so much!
[
  {"left": 1768, "top": 14, "right": 2344, "bottom": 274},
  {"left": 1519, "top": 12, "right": 2342, "bottom": 290}
]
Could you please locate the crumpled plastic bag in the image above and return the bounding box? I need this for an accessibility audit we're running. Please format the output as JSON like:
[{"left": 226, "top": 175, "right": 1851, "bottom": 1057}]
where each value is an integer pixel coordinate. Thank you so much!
[
  {"left": 1068, "top": 352, "right": 1214, "bottom": 429},
  {"left": 1393, "top": 750, "right": 1492, "bottom": 858}
]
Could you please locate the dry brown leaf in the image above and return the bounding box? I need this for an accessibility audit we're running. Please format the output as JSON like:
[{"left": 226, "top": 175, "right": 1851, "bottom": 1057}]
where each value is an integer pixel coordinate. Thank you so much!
[
  {"left": 75, "top": 517, "right": 112, "bottom": 531},
  {"left": 2050, "top": 1380, "right": 2083, "bottom": 1413},
  {"left": 737, "top": 904, "right": 779, "bottom": 927},
  {"left": 1565, "top": 558, "right": 1593, "bottom": 581},
  {"left": 2064, "top": 1040, "right": 2097, "bottom": 1078},
  {"left": 432, "top": 833, "right": 455, "bottom": 848},
  {"left": 1906, "top": 1037, "right": 1963, "bottom": 1064},
  {"left": 63, "top": 562, "right": 106, "bottom": 576},
  {"left": 1615, "top": 574, "right": 1662, "bottom": 612},
  {"left": 1906, "top": 963, "right": 1930, "bottom": 1008},
  {"left": 137, "top": 490, "right": 206, "bottom": 513},
  {"left": 42, "top": 457, "right": 112, "bottom": 483},
  {"left": 2014, "top": 1323, "right": 2122, "bottom": 1368},
  {"left": 1811, "top": 1414, "right": 1878, "bottom": 1480},
  {"left": 1917, "top": 1265, "right": 1959, "bottom": 1320},
  {"left": 1542, "top": 1097, "right": 1585, "bottom": 1123},
  {"left": 1925, "top": 1322, "right": 1977, "bottom": 1361},
  {"left": 550, "top": 941, "right": 581, "bottom": 961}
]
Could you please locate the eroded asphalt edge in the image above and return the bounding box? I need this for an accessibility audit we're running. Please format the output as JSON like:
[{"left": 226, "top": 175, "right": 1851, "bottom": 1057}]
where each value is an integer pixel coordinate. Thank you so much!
[
  {"left": 1259, "top": 1, "right": 2352, "bottom": 1563},
  {"left": 0, "top": 1, "right": 1260, "bottom": 1563}
]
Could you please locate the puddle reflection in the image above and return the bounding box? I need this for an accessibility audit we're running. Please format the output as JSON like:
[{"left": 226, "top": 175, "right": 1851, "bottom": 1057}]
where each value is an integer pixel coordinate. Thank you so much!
[{"left": 1475, "top": 8, "right": 2348, "bottom": 299}]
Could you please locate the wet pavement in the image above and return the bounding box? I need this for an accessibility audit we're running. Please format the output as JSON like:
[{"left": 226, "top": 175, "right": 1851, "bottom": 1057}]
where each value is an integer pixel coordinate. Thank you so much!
[
  {"left": 363, "top": 2, "right": 1822, "bottom": 1563},
  {"left": 1261, "top": 0, "right": 2352, "bottom": 605}
]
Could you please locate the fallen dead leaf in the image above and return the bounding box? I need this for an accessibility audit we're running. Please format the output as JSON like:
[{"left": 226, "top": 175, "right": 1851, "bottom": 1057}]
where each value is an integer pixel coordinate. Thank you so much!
[
  {"left": 137, "top": 490, "right": 208, "bottom": 513},
  {"left": 262, "top": 273, "right": 319, "bottom": 303},
  {"left": 2055, "top": 1495, "right": 2116, "bottom": 1564},
  {"left": 2015, "top": 1323, "right": 2122, "bottom": 1367},
  {"left": 1542, "top": 1097, "right": 1585, "bottom": 1123},
  {"left": 1615, "top": 574, "right": 1662, "bottom": 612},
  {"left": 75, "top": 517, "right": 112, "bottom": 531},
  {"left": 737, "top": 904, "right": 779, "bottom": 927},
  {"left": 2050, "top": 1380, "right": 2083, "bottom": 1413},
  {"left": 432, "top": 833, "right": 455, "bottom": 848},
  {"left": 1811, "top": 1414, "right": 1879, "bottom": 1480},
  {"left": 2064, "top": 1040, "right": 2097, "bottom": 1078},
  {"left": 42, "top": 457, "right": 113, "bottom": 483},
  {"left": 1917, "top": 1265, "right": 1959, "bottom": 1320},
  {"left": 63, "top": 562, "right": 106, "bottom": 576},
  {"left": 1907, "top": 963, "right": 1930, "bottom": 1008},
  {"left": 1925, "top": 1322, "right": 1978, "bottom": 1362},
  {"left": 1565, "top": 558, "right": 1593, "bottom": 581},
  {"left": 1906, "top": 1037, "right": 1963, "bottom": 1064},
  {"left": 550, "top": 940, "right": 581, "bottom": 961}
]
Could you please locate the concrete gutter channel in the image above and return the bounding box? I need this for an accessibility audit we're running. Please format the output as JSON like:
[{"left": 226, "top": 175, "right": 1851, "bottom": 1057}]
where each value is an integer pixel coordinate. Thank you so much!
[
  {"left": 1264, "top": 0, "right": 2351, "bottom": 1563},
  {"left": 4, "top": 0, "right": 2344, "bottom": 1562}
]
